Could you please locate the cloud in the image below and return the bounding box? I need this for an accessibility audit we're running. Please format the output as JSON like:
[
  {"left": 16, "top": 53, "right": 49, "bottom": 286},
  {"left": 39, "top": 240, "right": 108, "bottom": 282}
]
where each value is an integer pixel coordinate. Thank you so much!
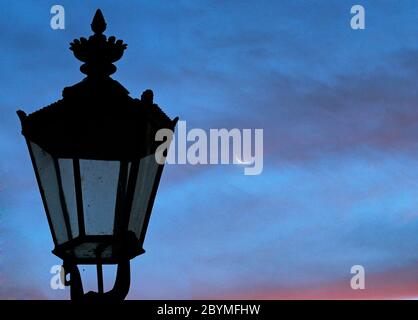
[{"left": 203, "top": 262, "right": 418, "bottom": 300}]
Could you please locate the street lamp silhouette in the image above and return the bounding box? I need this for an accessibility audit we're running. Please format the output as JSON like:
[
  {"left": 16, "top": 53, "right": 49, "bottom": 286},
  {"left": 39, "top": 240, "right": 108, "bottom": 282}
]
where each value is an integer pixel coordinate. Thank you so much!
[{"left": 17, "top": 9, "right": 177, "bottom": 300}]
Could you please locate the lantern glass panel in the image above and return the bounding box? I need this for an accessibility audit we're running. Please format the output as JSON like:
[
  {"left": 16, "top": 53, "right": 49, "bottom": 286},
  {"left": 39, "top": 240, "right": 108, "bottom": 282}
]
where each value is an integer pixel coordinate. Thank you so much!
[
  {"left": 128, "top": 154, "right": 160, "bottom": 239},
  {"left": 80, "top": 159, "right": 120, "bottom": 235},
  {"left": 58, "top": 158, "right": 79, "bottom": 238},
  {"left": 30, "top": 142, "right": 70, "bottom": 244}
]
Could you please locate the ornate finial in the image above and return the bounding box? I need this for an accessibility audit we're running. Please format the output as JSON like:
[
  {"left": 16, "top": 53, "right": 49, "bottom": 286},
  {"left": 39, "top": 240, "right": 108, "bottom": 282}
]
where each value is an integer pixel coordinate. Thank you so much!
[
  {"left": 141, "top": 89, "right": 154, "bottom": 105},
  {"left": 91, "top": 9, "right": 106, "bottom": 34},
  {"left": 69, "top": 9, "right": 127, "bottom": 77}
]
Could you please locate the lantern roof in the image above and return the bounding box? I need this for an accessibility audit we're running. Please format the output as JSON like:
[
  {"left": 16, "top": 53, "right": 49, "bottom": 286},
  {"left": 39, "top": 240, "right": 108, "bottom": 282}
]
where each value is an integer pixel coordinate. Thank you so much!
[{"left": 17, "top": 9, "right": 177, "bottom": 161}]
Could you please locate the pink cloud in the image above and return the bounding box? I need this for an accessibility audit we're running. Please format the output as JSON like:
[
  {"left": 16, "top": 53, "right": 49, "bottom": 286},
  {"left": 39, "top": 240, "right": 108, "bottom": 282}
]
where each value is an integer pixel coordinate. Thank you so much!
[{"left": 199, "top": 263, "right": 418, "bottom": 300}]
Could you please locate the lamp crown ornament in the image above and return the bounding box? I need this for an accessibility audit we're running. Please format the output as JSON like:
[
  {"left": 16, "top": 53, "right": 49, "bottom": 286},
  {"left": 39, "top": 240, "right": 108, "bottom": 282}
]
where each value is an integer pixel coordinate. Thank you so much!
[{"left": 70, "top": 9, "right": 127, "bottom": 77}]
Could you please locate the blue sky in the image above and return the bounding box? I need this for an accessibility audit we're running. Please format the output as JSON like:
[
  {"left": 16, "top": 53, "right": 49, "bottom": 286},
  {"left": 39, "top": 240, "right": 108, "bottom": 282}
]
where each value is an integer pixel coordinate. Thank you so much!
[{"left": 2, "top": 0, "right": 418, "bottom": 299}]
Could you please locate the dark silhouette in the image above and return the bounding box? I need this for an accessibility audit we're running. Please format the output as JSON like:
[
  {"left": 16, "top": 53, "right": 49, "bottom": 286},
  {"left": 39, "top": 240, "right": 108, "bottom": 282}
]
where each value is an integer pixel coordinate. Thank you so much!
[{"left": 17, "top": 9, "right": 178, "bottom": 301}]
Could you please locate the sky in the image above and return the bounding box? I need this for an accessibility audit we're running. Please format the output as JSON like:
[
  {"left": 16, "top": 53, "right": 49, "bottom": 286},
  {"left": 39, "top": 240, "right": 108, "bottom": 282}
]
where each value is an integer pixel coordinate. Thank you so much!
[{"left": 2, "top": 0, "right": 418, "bottom": 299}]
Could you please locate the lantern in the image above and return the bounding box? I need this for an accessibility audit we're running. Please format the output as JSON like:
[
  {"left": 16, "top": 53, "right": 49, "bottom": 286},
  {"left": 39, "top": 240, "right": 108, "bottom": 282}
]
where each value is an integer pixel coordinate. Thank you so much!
[{"left": 17, "top": 9, "right": 177, "bottom": 300}]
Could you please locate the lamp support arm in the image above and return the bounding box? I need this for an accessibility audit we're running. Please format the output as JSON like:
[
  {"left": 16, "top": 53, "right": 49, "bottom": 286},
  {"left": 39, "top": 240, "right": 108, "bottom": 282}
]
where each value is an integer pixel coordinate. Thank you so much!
[{"left": 63, "top": 259, "right": 131, "bottom": 301}]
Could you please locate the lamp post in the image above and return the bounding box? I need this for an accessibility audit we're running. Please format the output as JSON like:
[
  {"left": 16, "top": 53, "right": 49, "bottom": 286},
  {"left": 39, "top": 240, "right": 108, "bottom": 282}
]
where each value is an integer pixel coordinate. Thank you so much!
[{"left": 16, "top": 9, "right": 177, "bottom": 301}]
